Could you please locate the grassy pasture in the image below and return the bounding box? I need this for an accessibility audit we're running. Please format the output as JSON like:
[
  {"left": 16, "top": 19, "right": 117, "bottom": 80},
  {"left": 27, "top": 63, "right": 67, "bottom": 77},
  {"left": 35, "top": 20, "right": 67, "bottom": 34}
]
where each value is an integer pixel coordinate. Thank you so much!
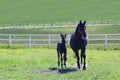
[
  {"left": 0, "top": 0, "right": 120, "bottom": 25},
  {"left": 0, "top": 1, "right": 120, "bottom": 79},
  {"left": 0, "top": 48, "right": 120, "bottom": 80},
  {"left": 0, "top": 26, "right": 120, "bottom": 34}
]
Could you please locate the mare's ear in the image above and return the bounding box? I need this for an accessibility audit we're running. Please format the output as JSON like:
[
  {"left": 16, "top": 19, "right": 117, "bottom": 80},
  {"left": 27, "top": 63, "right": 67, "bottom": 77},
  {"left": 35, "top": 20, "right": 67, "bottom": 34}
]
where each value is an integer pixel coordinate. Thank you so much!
[
  {"left": 60, "top": 34, "right": 62, "bottom": 37},
  {"left": 80, "top": 20, "right": 82, "bottom": 24},
  {"left": 83, "top": 20, "right": 86, "bottom": 25}
]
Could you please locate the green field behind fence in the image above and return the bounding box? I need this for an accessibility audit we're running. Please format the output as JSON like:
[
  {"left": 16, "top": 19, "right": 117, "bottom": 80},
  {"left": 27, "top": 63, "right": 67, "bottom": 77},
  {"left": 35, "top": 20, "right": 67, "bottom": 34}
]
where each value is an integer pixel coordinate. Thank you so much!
[
  {"left": 0, "top": 26, "right": 119, "bottom": 34},
  {"left": 0, "top": 0, "right": 120, "bottom": 26}
]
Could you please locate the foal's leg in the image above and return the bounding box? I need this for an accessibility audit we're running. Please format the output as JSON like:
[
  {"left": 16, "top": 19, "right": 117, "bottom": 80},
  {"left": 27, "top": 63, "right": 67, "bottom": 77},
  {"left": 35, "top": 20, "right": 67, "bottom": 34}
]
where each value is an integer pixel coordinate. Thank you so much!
[
  {"left": 75, "top": 51, "right": 80, "bottom": 69},
  {"left": 63, "top": 51, "right": 67, "bottom": 68},
  {"left": 57, "top": 51, "right": 60, "bottom": 67},
  {"left": 81, "top": 48, "right": 86, "bottom": 70},
  {"left": 60, "top": 53, "right": 63, "bottom": 68}
]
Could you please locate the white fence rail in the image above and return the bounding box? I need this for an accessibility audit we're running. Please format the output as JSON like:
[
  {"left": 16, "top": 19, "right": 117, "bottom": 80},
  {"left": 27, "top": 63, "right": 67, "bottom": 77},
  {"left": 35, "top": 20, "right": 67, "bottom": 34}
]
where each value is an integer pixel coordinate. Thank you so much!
[{"left": 0, "top": 34, "right": 120, "bottom": 48}]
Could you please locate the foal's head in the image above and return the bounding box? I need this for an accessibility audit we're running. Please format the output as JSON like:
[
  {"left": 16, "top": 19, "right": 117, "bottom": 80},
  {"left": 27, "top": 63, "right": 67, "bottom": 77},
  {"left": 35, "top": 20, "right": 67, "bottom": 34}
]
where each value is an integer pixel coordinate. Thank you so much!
[
  {"left": 76, "top": 20, "right": 87, "bottom": 40},
  {"left": 60, "top": 34, "right": 66, "bottom": 44}
]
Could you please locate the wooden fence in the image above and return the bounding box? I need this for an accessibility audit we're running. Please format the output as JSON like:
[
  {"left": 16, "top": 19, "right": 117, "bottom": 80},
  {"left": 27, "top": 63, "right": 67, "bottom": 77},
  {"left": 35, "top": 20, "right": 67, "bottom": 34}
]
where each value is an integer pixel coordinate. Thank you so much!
[
  {"left": 1, "top": 19, "right": 120, "bottom": 29},
  {"left": 0, "top": 34, "right": 120, "bottom": 48}
]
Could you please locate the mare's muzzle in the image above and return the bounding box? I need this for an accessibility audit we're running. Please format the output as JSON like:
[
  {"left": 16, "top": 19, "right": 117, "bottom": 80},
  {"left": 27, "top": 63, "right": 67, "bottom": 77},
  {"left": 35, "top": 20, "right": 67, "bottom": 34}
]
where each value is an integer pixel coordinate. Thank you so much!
[{"left": 80, "top": 30, "right": 86, "bottom": 40}]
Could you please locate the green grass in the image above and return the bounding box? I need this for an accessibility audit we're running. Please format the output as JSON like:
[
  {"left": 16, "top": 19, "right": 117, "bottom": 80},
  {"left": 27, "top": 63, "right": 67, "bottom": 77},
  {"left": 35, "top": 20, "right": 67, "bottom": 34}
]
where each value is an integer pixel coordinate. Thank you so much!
[
  {"left": 0, "top": 48, "right": 120, "bottom": 80},
  {"left": 0, "top": 0, "right": 120, "bottom": 25}
]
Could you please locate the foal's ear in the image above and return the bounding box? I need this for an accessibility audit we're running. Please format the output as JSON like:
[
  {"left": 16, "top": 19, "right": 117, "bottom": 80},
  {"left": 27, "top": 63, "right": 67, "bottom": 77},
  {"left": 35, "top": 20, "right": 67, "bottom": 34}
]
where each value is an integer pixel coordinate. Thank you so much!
[
  {"left": 80, "top": 20, "right": 82, "bottom": 24},
  {"left": 65, "top": 34, "right": 66, "bottom": 37}
]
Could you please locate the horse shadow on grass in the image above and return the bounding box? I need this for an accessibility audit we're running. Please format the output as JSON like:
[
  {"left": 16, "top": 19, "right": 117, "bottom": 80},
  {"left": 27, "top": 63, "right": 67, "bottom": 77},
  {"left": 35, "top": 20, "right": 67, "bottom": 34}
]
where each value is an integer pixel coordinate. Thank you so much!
[{"left": 48, "top": 67, "right": 77, "bottom": 74}]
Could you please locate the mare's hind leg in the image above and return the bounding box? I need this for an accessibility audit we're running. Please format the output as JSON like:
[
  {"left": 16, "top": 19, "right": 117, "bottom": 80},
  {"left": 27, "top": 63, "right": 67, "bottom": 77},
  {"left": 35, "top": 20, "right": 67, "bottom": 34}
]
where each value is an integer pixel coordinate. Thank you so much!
[
  {"left": 57, "top": 51, "right": 60, "bottom": 67},
  {"left": 81, "top": 48, "right": 86, "bottom": 70},
  {"left": 81, "top": 52, "right": 83, "bottom": 66},
  {"left": 75, "top": 51, "right": 80, "bottom": 69}
]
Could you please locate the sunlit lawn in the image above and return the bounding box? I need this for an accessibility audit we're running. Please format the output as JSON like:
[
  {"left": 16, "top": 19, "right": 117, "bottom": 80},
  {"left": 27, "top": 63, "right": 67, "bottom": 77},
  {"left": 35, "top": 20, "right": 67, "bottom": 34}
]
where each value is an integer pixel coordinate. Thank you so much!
[{"left": 0, "top": 48, "right": 119, "bottom": 80}]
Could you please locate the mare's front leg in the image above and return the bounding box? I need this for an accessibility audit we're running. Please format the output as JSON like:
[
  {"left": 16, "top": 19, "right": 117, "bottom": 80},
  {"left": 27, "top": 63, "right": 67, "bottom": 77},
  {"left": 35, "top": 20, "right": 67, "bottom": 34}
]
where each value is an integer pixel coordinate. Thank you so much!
[
  {"left": 81, "top": 48, "right": 86, "bottom": 70},
  {"left": 75, "top": 51, "right": 80, "bottom": 69},
  {"left": 81, "top": 51, "right": 83, "bottom": 66}
]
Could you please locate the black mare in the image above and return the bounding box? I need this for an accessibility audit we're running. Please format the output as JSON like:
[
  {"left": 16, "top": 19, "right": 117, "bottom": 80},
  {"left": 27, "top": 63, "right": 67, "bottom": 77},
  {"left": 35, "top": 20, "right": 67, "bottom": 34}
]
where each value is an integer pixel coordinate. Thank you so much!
[
  {"left": 70, "top": 20, "right": 87, "bottom": 70},
  {"left": 57, "top": 34, "right": 67, "bottom": 68}
]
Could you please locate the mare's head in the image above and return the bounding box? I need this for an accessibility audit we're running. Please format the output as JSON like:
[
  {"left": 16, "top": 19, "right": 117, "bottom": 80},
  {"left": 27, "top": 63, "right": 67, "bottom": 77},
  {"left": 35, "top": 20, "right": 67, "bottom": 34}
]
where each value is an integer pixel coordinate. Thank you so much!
[
  {"left": 75, "top": 20, "right": 87, "bottom": 40},
  {"left": 60, "top": 34, "right": 66, "bottom": 44}
]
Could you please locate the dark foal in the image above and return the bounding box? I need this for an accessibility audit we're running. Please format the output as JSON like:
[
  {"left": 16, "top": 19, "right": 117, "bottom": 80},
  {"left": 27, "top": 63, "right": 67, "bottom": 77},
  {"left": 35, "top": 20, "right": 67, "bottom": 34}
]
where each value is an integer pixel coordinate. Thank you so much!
[
  {"left": 70, "top": 20, "right": 87, "bottom": 70},
  {"left": 57, "top": 34, "right": 67, "bottom": 68}
]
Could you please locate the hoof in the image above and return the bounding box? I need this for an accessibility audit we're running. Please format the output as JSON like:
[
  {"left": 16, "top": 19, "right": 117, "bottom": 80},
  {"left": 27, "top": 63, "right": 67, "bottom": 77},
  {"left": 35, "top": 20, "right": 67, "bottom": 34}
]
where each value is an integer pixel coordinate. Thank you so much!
[
  {"left": 83, "top": 66, "right": 86, "bottom": 70},
  {"left": 78, "top": 65, "right": 80, "bottom": 69},
  {"left": 58, "top": 64, "right": 60, "bottom": 67},
  {"left": 58, "top": 62, "right": 60, "bottom": 67},
  {"left": 64, "top": 65, "right": 66, "bottom": 68},
  {"left": 64, "top": 63, "right": 66, "bottom": 68}
]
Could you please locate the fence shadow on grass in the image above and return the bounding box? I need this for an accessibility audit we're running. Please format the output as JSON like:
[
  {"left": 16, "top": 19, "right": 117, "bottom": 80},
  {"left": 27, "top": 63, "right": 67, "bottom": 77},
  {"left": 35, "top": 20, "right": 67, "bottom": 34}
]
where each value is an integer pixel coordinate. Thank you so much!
[{"left": 48, "top": 67, "right": 77, "bottom": 74}]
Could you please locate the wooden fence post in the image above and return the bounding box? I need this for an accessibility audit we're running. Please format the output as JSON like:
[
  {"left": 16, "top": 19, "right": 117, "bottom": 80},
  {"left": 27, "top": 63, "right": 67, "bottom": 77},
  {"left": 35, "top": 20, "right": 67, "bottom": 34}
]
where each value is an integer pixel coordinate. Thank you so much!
[
  {"left": 29, "top": 34, "right": 32, "bottom": 47},
  {"left": 48, "top": 35, "right": 51, "bottom": 47},
  {"left": 67, "top": 34, "right": 70, "bottom": 45},
  {"left": 9, "top": 34, "right": 12, "bottom": 47},
  {"left": 105, "top": 34, "right": 108, "bottom": 49}
]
